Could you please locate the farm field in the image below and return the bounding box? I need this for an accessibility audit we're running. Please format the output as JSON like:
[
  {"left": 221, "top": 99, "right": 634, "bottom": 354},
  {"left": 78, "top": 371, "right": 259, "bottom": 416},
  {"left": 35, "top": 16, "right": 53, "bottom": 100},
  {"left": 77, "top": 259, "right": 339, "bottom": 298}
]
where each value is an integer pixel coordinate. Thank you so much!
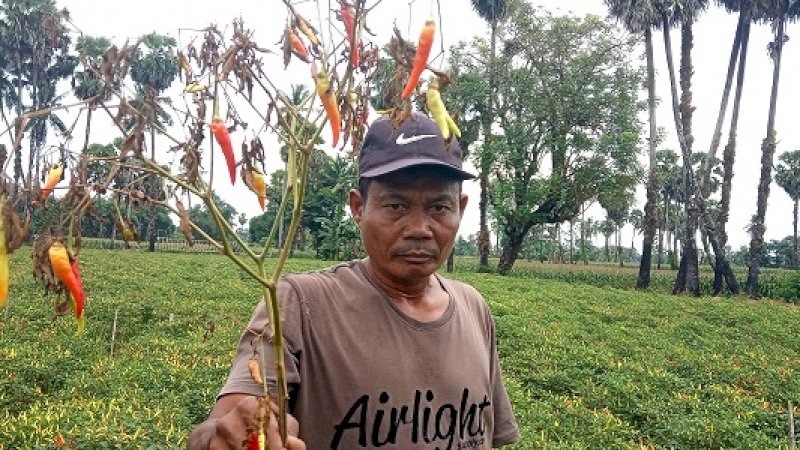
[{"left": 0, "top": 248, "right": 798, "bottom": 449}]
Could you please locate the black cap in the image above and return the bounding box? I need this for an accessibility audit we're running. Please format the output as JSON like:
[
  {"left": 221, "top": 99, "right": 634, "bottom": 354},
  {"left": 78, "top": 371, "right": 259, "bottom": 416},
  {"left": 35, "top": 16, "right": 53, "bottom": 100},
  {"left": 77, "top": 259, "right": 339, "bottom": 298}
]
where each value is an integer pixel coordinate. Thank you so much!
[{"left": 358, "top": 112, "right": 475, "bottom": 180}]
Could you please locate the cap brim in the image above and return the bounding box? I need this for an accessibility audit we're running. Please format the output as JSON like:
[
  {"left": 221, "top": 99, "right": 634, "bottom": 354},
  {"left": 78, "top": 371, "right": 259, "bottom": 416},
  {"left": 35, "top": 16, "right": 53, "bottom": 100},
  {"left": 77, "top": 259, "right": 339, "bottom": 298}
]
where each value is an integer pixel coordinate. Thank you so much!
[{"left": 359, "top": 157, "right": 476, "bottom": 180}]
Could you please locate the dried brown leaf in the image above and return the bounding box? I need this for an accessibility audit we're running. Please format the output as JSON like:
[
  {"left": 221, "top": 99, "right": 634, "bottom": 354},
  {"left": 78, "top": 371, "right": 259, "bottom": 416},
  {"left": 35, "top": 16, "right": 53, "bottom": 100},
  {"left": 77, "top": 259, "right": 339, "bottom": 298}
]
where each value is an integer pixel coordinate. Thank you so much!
[{"left": 175, "top": 199, "right": 194, "bottom": 246}]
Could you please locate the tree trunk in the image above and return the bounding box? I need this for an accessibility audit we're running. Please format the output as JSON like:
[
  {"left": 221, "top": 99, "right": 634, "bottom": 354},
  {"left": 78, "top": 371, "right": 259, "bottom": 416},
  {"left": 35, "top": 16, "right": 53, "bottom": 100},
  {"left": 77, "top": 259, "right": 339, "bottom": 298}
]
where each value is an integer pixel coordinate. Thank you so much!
[
  {"left": 446, "top": 248, "right": 454, "bottom": 273},
  {"left": 700, "top": 226, "right": 713, "bottom": 270},
  {"left": 672, "top": 219, "right": 680, "bottom": 270},
  {"left": 663, "top": 18, "right": 699, "bottom": 295},
  {"left": 617, "top": 227, "right": 623, "bottom": 267},
  {"left": 580, "top": 208, "right": 588, "bottom": 265},
  {"left": 497, "top": 225, "right": 530, "bottom": 275},
  {"left": 658, "top": 190, "right": 669, "bottom": 270},
  {"left": 746, "top": 13, "right": 785, "bottom": 298},
  {"left": 477, "top": 19, "right": 499, "bottom": 272},
  {"left": 569, "top": 219, "right": 574, "bottom": 264},
  {"left": 604, "top": 235, "right": 610, "bottom": 262},
  {"left": 793, "top": 199, "right": 798, "bottom": 269},
  {"left": 148, "top": 129, "right": 157, "bottom": 252},
  {"left": 700, "top": 14, "right": 744, "bottom": 195},
  {"left": 638, "top": 27, "right": 658, "bottom": 288},
  {"left": 716, "top": 20, "right": 750, "bottom": 292}
]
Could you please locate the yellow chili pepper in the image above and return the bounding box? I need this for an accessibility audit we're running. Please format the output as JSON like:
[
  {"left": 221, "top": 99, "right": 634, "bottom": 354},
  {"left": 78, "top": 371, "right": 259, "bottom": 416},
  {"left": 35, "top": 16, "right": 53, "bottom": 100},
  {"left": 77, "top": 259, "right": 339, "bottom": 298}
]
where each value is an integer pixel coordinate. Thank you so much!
[{"left": 426, "top": 79, "right": 461, "bottom": 139}]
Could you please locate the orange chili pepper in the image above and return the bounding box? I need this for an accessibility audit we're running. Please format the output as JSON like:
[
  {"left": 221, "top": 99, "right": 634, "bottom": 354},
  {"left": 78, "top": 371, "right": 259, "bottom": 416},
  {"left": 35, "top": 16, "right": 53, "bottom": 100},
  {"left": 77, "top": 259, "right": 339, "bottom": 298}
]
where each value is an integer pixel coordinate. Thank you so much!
[
  {"left": 48, "top": 242, "right": 86, "bottom": 332},
  {"left": 210, "top": 120, "right": 236, "bottom": 185},
  {"left": 40, "top": 165, "right": 63, "bottom": 203},
  {"left": 251, "top": 169, "right": 267, "bottom": 211},
  {"left": 340, "top": 2, "right": 359, "bottom": 67},
  {"left": 402, "top": 14, "right": 436, "bottom": 99},
  {"left": 315, "top": 70, "right": 341, "bottom": 148},
  {"left": 289, "top": 31, "right": 311, "bottom": 63}
]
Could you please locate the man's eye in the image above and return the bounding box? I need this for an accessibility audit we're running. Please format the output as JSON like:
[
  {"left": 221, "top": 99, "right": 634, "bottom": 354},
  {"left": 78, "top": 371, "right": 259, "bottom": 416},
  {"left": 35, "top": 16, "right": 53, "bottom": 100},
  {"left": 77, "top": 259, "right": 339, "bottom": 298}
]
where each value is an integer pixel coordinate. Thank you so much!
[
  {"left": 431, "top": 204, "right": 450, "bottom": 212},
  {"left": 388, "top": 203, "right": 405, "bottom": 211}
]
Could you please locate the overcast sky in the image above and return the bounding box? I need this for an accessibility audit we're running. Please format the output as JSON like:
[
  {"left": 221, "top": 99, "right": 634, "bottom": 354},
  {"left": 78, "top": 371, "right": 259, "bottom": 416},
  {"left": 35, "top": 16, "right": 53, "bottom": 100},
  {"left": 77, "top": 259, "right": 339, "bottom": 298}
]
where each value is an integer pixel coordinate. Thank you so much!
[{"left": 57, "top": 0, "right": 799, "bottom": 252}]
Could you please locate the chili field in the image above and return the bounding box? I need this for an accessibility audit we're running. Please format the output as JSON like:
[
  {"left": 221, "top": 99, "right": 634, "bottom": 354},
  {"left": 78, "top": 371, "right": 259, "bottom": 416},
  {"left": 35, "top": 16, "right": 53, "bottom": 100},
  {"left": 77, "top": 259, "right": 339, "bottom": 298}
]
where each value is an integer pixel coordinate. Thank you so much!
[{"left": 0, "top": 248, "right": 798, "bottom": 449}]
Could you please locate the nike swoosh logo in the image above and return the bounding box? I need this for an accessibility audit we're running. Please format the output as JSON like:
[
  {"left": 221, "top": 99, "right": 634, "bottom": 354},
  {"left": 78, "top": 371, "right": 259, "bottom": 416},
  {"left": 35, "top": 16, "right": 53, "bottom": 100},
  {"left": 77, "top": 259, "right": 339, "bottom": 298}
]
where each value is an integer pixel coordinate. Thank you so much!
[{"left": 395, "top": 133, "right": 436, "bottom": 145}]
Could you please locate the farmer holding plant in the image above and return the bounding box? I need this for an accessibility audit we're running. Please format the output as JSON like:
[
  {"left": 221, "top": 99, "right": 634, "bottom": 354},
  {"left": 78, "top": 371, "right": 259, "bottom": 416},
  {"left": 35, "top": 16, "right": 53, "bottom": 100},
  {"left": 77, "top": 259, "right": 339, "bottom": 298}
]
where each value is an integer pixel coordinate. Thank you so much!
[{"left": 188, "top": 113, "right": 520, "bottom": 449}]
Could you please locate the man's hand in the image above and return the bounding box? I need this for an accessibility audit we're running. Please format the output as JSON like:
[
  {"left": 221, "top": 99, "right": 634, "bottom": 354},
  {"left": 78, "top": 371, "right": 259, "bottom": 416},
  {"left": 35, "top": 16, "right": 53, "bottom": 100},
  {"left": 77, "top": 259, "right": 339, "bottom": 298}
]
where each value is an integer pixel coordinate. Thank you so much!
[{"left": 187, "top": 394, "right": 305, "bottom": 450}]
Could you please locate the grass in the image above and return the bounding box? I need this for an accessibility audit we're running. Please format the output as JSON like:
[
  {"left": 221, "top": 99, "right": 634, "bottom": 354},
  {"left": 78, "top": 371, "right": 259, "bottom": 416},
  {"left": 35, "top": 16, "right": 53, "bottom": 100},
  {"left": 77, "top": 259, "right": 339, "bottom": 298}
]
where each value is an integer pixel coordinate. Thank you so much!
[{"left": 0, "top": 248, "right": 798, "bottom": 448}]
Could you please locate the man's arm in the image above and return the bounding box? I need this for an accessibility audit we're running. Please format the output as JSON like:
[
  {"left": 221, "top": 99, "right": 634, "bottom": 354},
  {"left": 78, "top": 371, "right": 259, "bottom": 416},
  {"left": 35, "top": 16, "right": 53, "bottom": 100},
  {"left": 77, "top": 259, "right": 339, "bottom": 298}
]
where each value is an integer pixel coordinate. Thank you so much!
[{"left": 186, "top": 394, "right": 305, "bottom": 450}]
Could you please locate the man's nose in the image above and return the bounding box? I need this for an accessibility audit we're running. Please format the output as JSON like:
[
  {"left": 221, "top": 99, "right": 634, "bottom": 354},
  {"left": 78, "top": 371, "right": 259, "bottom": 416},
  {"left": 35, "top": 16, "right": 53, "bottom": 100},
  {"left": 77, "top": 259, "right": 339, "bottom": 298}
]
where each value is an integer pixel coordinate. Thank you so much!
[{"left": 402, "top": 208, "right": 434, "bottom": 239}]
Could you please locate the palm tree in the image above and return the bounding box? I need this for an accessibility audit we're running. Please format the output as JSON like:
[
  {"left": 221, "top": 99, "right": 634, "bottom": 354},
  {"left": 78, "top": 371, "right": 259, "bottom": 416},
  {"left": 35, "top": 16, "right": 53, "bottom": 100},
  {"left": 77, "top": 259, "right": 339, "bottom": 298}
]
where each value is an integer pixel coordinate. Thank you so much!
[
  {"left": 0, "top": 0, "right": 76, "bottom": 205},
  {"left": 629, "top": 208, "right": 644, "bottom": 256},
  {"left": 604, "top": 0, "right": 661, "bottom": 286},
  {"left": 129, "top": 32, "right": 179, "bottom": 252},
  {"left": 708, "top": 0, "right": 766, "bottom": 294},
  {"left": 73, "top": 35, "right": 113, "bottom": 151},
  {"left": 774, "top": 150, "right": 800, "bottom": 268},
  {"left": 599, "top": 218, "right": 616, "bottom": 263},
  {"left": 655, "top": 149, "right": 680, "bottom": 269},
  {"left": 470, "top": 0, "right": 507, "bottom": 272},
  {"left": 745, "top": 0, "right": 799, "bottom": 297},
  {"left": 655, "top": 0, "right": 709, "bottom": 296}
]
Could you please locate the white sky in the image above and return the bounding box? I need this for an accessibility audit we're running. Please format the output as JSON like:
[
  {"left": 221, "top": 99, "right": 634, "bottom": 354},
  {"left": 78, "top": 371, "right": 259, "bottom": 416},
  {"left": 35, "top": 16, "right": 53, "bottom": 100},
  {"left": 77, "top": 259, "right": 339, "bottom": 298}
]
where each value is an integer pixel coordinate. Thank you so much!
[{"left": 55, "top": 0, "right": 800, "bottom": 252}]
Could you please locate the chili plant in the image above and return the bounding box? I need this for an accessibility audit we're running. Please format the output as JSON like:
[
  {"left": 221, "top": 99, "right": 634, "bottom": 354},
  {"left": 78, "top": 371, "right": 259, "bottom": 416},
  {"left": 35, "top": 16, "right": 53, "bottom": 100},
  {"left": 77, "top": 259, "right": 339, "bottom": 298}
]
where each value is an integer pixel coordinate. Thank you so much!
[{"left": 0, "top": 0, "right": 457, "bottom": 446}]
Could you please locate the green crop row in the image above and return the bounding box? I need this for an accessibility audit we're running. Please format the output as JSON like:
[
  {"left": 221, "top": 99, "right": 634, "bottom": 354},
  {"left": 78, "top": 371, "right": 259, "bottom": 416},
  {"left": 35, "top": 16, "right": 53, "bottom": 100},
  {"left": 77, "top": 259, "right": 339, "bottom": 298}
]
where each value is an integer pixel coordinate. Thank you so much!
[
  {"left": 456, "top": 261, "right": 800, "bottom": 304},
  {"left": 1, "top": 249, "right": 798, "bottom": 448}
]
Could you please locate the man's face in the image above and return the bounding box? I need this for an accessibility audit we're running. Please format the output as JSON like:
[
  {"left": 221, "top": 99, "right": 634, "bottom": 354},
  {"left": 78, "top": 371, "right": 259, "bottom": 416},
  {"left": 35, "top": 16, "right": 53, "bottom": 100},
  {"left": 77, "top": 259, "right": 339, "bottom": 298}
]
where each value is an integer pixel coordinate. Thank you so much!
[{"left": 349, "top": 167, "right": 468, "bottom": 284}]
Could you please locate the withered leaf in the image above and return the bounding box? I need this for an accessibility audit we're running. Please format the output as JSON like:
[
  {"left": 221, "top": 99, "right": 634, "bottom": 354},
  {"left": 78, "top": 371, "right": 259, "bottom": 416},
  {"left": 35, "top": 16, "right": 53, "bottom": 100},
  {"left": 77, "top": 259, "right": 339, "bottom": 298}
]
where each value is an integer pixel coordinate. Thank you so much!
[{"left": 175, "top": 199, "right": 194, "bottom": 246}]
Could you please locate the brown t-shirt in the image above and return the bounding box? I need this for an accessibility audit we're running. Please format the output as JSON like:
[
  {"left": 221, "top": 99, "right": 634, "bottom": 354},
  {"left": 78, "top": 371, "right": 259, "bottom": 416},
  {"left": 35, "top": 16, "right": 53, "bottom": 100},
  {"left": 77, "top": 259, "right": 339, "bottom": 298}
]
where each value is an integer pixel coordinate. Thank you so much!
[{"left": 219, "top": 259, "right": 520, "bottom": 449}]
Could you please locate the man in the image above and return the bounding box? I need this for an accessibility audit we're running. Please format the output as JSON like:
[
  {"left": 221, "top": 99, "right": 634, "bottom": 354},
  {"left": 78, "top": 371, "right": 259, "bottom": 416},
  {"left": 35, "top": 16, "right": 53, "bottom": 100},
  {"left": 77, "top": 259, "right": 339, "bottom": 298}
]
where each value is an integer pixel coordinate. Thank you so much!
[{"left": 188, "top": 113, "right": 520, "bottom": 449}]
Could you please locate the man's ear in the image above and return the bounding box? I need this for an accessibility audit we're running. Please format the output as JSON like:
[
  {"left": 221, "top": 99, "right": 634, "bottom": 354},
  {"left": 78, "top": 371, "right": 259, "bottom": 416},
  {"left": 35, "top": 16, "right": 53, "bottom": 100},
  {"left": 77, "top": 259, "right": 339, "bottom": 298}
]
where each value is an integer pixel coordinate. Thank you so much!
[
  {"left": 349, "top": 188, "right": 364, "bottom": 224},
  {"left": 459, "top": 193, "right": 468, "bottom": 219}
]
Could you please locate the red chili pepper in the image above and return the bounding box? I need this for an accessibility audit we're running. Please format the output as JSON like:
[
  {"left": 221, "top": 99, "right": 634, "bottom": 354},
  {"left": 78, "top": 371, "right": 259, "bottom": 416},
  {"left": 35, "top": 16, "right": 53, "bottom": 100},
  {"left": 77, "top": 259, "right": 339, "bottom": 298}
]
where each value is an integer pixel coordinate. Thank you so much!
[
  {"left": 210, "top": 120, "right": 237, "bottom": 185},
  {"left": 49, "top": 242, "right": 86, "bottom": 333},
  {"left": 402, "top": 14, "right": 436, "bottom": 99},
  {"left": 289, "top": 29, "right": 310, "bottom": 63},
  {"left": 340, "top": 2, "right": 359, "bottom": 67},
  {"left": 315, "top": 70, "right": 341, "bottom": 148},
  {"left": 247, "top": 432, "right": 260, "bottom": 450},
  {"left": 70, "top": 258, "right": 85, "bottom": 321}
]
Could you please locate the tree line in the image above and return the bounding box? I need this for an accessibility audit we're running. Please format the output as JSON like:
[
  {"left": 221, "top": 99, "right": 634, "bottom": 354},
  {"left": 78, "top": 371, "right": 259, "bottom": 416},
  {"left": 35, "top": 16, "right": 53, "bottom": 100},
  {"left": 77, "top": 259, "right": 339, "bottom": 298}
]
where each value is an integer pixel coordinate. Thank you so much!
[{"left": 2, "top": 0, "right": 799, "bottom": 292}]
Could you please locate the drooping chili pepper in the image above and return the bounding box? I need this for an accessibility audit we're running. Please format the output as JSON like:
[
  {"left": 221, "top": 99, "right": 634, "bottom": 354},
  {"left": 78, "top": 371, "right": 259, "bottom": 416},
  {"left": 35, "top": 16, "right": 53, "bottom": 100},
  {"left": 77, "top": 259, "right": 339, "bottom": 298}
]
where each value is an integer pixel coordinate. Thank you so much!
[
  {"left": 0, "top": 226, "right": 8, "bottom": 308},
  {"left": 40, "top": 165, "right": 64, "bottom": 202},
  {"left": 210, "top": 98, "right": 237, "bottom": 185},
  {"left": 314, "top": 69, "right": 341, "bottom": 148},
  {"left": 426, "top": 80, "right": 461, "bottom": 140},
  {"left": 339, "top": 2, "right": 359, "bottom": 67},
  {"left": 294, "top": 14, "right": 319, "bottom": 46},
  {"left": 402, "top": 14, "right": 436, "bottom": 99},
  {"left": 251, "top": 170, "right": 267, "bottom": 211},
  {"left": 70, "top": 257, "right": 86, "bottom": 334},
  {"left": 289, "top": 29, "right": 311, "bottom": 63},
  {"left": 48, "top": 242, "right": 86, "bottom": 332}
]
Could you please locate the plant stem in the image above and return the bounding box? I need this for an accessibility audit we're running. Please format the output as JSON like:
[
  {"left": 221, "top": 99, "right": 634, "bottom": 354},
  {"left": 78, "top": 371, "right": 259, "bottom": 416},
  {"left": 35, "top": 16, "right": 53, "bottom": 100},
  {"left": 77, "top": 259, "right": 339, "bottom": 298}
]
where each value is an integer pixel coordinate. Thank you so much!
[{"left": 261, "top": 281, "right": 289, "bottom": 442}]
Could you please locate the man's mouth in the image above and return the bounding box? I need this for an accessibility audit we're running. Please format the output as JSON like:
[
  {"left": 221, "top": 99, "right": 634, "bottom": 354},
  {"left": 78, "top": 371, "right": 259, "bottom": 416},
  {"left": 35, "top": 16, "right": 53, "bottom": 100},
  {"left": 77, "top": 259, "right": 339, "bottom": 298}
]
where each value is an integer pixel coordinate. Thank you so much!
[{"left": 397, "top": 251, "right": 435, "bottom": 263}]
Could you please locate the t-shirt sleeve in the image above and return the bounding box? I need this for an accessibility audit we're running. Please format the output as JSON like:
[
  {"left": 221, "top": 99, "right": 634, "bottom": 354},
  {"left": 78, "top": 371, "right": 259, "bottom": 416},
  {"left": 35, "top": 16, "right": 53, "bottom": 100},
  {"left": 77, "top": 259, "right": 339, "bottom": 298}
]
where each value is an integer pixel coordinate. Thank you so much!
[{"left": 217, "top": 279, "right": 303, "bottom": 399}]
